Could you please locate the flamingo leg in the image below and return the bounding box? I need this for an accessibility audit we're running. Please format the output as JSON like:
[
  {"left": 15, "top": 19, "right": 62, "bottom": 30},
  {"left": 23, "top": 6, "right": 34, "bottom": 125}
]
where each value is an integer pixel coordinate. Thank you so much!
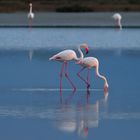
[
  {"left": 64, "top": 62, "right": 76, "bottom": 92},
  {"left": 60, "top": 62, "right": 65, "bottom": 95},
  {"left": 77, "top": 67, "right": 90, "bottom": 88},
  {"left": 87, "top": 68, "right": 90, "bottom": 88},
  {"left": 29, "top": 18, "right": 32, "bottom": 30},
  {"left": 86, "top": 69, "right": 90, "bottom": 104}
]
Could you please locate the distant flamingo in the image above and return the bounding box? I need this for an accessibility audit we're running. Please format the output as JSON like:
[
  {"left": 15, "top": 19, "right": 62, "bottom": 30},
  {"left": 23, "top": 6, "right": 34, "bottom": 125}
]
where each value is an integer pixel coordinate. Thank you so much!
[
  {"left": 28, "top": 3, "right": 34, "bottom": 29},
  {"left": 49, "top": 43, "right": 89, "bottom": 93},
  {"left": 112, "top": 13, "right": 122, "bottom": 30},
  {"left": 77, "top": 57, "right": 109, "bottom": 92}
]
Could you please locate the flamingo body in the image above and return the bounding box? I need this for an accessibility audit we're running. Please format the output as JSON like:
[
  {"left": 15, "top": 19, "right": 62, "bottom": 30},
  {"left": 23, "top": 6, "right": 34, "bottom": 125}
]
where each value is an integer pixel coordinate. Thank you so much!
[
  {"left": 49, "top": 50, "right": 77, "bottom": 62},
  {"left": 112, "top": 13, "right": 122, "bottom": 21},
  {"left": 112, "top": 13, "right": 122, "bottom": 30},
  {"left": 77, "top": 57, "right": 98, "bottom": 68},
  {"left": 28, "top": 12, "right": 34, "bottom": 19}
]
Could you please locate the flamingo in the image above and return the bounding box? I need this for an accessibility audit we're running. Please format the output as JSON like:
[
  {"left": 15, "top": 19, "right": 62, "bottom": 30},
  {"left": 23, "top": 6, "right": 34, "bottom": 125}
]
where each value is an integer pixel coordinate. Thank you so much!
[
  {"left": 27, "top": 3, "right": 34, "bottom": 29},
  {"left": 77, "top": 57, "right": 109, "bottom": 92},
  {"left": 112, "top": 13, "right": 122, "bottom": 30},
  {"left": 49, "top": 43, "right": 89, "bottom": 93}
]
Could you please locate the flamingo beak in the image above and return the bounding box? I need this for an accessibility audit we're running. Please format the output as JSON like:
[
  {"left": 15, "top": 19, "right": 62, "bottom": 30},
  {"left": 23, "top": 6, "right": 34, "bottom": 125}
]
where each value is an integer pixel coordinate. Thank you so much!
[
  {"left": 104, "top": 85, "right": 109, "bottom": 93},
  {"left": 85, "top": 47, "right": 89, "bottom": 54}
]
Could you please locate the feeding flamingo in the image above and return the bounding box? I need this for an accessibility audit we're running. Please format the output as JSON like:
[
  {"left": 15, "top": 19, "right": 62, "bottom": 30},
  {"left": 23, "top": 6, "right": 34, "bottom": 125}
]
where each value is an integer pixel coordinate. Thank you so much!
[
  {"left": 77, "top": 57, "right": 109, "bottom": 92},
  {"left": 28, "top": 3, "right": 34, "bottom": 29},
  {"left": 112, "top": 13, "right": 122, "bottom": 30},
  {"left": 49, "top": 43, "right": 89, "bottom": 93}
]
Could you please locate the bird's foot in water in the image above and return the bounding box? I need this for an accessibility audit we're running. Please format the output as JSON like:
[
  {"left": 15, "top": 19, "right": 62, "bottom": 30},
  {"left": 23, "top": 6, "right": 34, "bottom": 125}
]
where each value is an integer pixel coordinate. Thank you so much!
[{"left": 73, "top": 87, "right": 76, "bottom": 93}]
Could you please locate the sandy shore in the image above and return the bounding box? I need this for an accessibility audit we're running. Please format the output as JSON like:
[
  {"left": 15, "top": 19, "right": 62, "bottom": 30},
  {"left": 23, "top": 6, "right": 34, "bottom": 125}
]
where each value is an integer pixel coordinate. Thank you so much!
[{"left": 0, "top": 12, "right": 140, "bottom": 27}]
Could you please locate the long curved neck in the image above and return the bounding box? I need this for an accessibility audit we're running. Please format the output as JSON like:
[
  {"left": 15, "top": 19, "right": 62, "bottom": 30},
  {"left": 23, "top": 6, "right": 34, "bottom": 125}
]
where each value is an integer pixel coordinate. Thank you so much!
[
  {"left": 74, "top": 46, "right": 84, "bottom": 61},
  {"left": 95, "top": 64, "right": 108, "bottom": 85},
  {"left": 78, "top": 46, "right": 84, "bottom": 59},
  {"left": 30, "top": 6, "right": 32, "bottom": 13}
]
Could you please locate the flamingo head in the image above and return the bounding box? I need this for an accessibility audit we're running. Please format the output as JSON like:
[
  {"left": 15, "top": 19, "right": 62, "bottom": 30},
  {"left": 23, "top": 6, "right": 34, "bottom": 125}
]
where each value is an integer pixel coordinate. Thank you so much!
[
  {"left": 29, "top": 3, "right": 32, "bottom": 7},
  {"left": 80, "top": 43, "right": 89, "bottom": 54},
  {"left": 104, "top": 82, "right": 109, "bottom": 93}
]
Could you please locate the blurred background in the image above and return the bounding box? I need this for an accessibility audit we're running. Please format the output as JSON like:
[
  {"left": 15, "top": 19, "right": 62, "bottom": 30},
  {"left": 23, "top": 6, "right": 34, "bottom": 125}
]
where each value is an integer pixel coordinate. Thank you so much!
[{"left": 0, "top": 0, "right": 140, "bottom": 12}]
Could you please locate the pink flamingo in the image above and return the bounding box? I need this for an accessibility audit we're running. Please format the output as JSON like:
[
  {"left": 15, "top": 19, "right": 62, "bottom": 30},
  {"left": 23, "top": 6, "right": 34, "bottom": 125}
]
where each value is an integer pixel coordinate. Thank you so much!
[
  {"left": 49, "top": 43, "right": 89, "bottom": 93},
  {"left": 77, "top": 57, "right": 109, "bottom": 92},
  {"left": 112, "top": 13, "right": 122, "bottom": 30},
  {"left": 27, "top": 3, "right": 34, "bottom": 29}
]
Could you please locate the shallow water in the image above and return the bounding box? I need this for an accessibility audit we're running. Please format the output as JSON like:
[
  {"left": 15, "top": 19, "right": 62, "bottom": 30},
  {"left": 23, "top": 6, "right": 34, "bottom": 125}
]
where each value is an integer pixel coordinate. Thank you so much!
[{"left": 0, "top": 28, "right": 140, "bottom": 140}]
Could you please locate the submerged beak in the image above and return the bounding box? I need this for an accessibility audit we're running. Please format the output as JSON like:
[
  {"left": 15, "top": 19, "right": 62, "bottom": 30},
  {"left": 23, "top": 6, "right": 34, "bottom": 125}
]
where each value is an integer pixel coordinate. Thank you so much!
[{"left": 85, "top": 47, "right": 89, "bottom": 54}]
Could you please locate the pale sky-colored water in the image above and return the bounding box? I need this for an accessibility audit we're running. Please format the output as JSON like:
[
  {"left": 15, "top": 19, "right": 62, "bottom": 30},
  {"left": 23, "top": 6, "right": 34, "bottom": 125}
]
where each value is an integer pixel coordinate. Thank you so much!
[{"left": 0, "top": 28, "right": 139, "bottom": 50}]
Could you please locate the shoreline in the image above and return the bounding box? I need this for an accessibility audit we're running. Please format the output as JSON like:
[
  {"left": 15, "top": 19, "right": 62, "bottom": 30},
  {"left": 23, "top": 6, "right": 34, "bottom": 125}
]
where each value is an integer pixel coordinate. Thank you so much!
[{"left": 0, "top": 12, "right": 140, "bottom": 27}]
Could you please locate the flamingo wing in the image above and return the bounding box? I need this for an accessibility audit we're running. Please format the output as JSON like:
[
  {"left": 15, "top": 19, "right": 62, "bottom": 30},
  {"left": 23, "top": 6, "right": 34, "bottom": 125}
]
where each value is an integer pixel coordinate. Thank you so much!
[{"left": 49, "top": 50, "right": 76, "bottom": 61}]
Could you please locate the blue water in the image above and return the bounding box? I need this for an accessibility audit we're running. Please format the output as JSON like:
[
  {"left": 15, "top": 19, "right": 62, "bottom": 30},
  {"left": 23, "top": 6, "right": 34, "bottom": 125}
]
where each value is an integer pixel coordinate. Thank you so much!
[{"left": 0, "top": 28, "right": 140, "bottom": 140}]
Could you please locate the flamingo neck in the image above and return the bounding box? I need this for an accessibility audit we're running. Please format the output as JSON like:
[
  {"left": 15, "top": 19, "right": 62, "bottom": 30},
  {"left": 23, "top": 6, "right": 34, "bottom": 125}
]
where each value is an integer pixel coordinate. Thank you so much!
[
  {"left": 74, "top": 46, "right": 84, "bottom": 61},
  {"left": 95, "top": 65, "right": 108, "bottom": 86},
  {"left": 78, "top": 46, "right": 84, "bottom": 59},
  {"left": 30, "top": 6, "right": 32, "bottom": 13}
]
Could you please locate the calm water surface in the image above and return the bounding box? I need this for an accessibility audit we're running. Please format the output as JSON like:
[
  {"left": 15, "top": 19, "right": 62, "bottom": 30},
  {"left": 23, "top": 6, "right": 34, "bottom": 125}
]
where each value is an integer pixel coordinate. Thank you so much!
[{"left": 0, "top": 28, "right": 139, "bottom": 140}]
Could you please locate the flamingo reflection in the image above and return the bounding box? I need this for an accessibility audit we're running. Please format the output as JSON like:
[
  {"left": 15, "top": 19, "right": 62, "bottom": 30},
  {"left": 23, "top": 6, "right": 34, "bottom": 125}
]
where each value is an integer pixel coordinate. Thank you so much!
[
  {"left": 55, "top": 89, "right": 109, "bottom": 138},
  {"left": 28, "top": 50, "right": 34, "bottom": 61}
]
